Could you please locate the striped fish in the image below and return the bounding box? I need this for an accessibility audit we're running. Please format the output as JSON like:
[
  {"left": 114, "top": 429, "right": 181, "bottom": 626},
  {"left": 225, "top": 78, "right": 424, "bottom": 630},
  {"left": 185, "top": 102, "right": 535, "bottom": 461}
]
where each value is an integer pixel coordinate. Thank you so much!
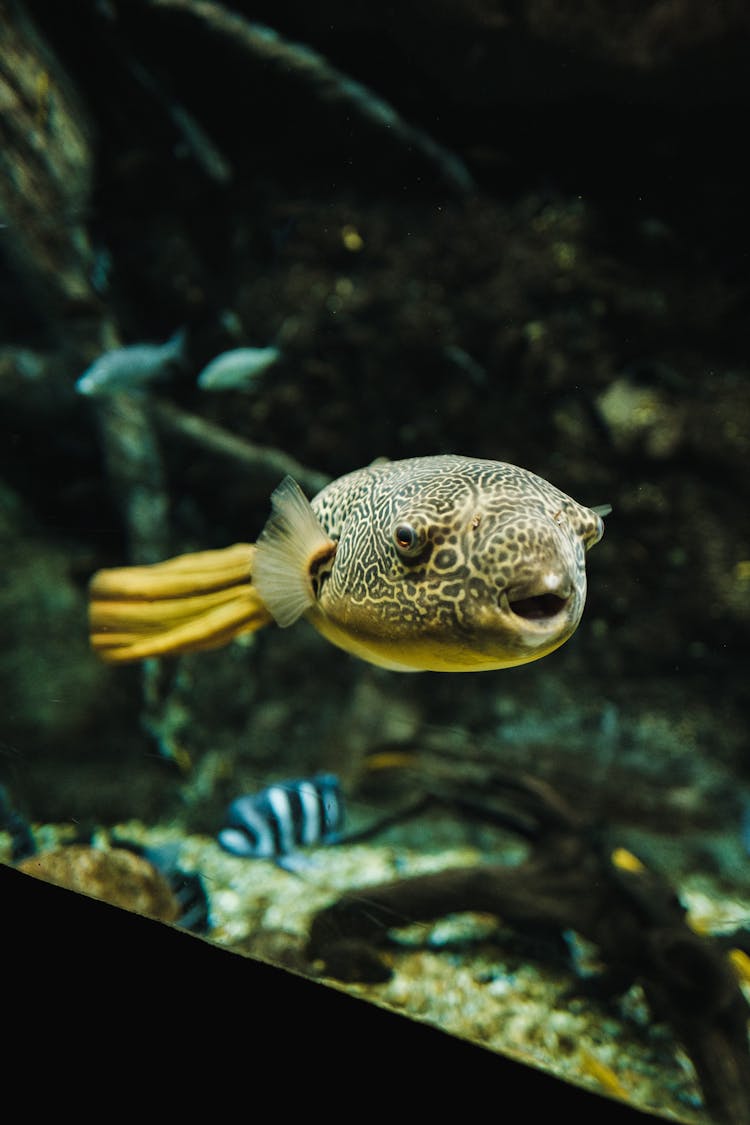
[{"left": 218, "top": 774, "right": 344, "bottom": 859}]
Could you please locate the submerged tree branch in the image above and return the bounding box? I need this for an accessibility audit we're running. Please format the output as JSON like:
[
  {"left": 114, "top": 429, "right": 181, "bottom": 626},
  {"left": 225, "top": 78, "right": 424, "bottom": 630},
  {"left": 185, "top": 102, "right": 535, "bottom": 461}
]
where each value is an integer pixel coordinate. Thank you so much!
[
  {"left": 148, "top": 0, "right": 475, "bottom": 195},
  {"left": 151, "top": 399, "right": 332, "bottom": 496}
]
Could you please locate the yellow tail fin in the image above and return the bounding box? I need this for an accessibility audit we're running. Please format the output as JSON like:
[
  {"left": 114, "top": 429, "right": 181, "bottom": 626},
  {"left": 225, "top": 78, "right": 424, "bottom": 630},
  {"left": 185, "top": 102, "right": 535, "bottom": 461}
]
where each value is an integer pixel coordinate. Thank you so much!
[{"left": 89, "top": 543, "right": 273, "bottom": 663}]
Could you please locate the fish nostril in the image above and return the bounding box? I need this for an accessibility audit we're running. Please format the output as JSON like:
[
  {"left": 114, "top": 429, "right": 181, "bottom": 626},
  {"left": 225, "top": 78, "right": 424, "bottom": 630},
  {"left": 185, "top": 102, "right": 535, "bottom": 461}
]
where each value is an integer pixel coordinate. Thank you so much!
[{"left": 507, "top": 592, "right": 570, "bottom": 620}]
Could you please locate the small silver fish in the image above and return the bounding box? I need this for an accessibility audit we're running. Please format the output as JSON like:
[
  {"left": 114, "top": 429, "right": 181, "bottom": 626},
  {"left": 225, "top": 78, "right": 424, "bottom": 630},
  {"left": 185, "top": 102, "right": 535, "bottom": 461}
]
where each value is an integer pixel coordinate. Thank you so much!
[
  {"left": 196, "top": 346, "right": 281, "bottom": 391},
  {"left": 218, "top": 774, "right": 344, "bottom": 859},
  {"left": 75, "top": 328, "right": 187, "bottom": 396}
]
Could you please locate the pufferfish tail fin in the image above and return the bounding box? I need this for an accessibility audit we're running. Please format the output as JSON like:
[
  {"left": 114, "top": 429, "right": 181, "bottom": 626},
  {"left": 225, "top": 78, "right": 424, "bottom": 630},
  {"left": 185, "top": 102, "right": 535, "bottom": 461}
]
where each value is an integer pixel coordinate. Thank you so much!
[{"left": 88, "top": 543, "right": 273, "bottom": 663}]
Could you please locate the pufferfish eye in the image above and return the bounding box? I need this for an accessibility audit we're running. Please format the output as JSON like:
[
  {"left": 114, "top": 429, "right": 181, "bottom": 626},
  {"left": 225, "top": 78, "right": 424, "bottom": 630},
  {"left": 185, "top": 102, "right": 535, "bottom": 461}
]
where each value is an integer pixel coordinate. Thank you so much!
[{"left": 392, "top": 522, "right": 425, "bottom": 557}]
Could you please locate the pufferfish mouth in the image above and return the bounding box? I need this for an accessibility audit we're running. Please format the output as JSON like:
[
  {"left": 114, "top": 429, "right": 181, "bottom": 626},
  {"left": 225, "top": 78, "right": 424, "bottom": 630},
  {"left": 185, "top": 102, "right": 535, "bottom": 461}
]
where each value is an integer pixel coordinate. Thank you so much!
[
  {"left": 507, "top": 591, "right": 571, "bottom": 621},
  {"left": 500, "top": 571, "right": 576, "bottom": 625}
]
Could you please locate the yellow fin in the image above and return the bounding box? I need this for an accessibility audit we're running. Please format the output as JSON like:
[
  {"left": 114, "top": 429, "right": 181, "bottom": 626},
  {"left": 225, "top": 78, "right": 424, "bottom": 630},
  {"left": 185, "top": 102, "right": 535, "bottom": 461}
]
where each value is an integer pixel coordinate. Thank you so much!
[
  {"left": 579, "top": 1049, "right": 629, "bottom": 1101},
  {"left": 89, "top": 543, "right": 272, "bottom": 662},
  {"left": 728, "top": 947, "right": 750, "bottom": 985},
  {"left": 253, "top": 476, "right": 335, "bottom": 628},
  {"left": 610, "top": 847, "right": 646, "bottom": 874}
]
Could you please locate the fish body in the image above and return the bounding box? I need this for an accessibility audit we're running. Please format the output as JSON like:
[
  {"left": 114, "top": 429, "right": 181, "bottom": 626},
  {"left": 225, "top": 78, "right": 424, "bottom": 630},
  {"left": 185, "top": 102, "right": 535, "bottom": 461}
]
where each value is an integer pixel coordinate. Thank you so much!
[
  {"left": 111, "top": 837, "right": 211, "bottom": 933},
  {"left": 253, "top": 455, "right": 606, "bottom": 672},
  {"left": 218, "top": 774, "right": 344, "bottom": 859},
  {"left": 196, "top": 346, "right": 281, "bottom": 391},
  {"left": 75, "top": 328, "right": 186, "bottom": 396},
  {"left": 88, "top": 454, "right": 607, "bottom": 671}
]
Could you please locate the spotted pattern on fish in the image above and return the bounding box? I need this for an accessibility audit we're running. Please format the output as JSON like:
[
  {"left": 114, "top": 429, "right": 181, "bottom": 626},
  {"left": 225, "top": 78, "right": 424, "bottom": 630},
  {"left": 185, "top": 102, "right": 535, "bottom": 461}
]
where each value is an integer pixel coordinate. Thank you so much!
[
  {"left": 254, "top": 455, "right": 605, "bottom": 672},
  {"left": 88, "top": 454, "right": 608, "bottom": 673}
]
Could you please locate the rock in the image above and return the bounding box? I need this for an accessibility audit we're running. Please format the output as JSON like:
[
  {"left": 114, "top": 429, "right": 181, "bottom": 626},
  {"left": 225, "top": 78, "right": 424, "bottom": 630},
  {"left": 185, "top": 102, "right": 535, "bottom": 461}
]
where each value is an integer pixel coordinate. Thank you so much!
[{"left": 18, "top": 845, "right": 181, "bottom": 922}]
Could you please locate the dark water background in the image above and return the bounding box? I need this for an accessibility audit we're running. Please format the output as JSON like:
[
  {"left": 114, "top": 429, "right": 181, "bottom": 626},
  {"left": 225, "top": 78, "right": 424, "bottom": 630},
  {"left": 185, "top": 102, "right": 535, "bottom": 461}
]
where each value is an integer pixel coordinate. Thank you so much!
[{"left": 1, "top": 3, "right": 749, "bottom": 1120}]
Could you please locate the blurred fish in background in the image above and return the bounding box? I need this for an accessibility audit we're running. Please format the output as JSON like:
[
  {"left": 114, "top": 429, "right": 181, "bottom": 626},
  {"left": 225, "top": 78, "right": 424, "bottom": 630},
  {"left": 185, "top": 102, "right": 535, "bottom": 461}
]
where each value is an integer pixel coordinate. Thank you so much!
[{"left": 218, "top": 774, "right": 345, "bottom": 862}]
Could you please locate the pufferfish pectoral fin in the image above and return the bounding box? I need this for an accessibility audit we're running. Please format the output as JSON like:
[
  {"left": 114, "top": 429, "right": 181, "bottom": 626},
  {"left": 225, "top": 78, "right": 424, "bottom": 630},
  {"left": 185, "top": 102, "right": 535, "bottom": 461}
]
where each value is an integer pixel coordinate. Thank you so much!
[
  {"left": 88, "top": 543, "right": 273, "bottom": 663},
  {"left": 253, "top": 476, "right": 337, "bottom": 628}
]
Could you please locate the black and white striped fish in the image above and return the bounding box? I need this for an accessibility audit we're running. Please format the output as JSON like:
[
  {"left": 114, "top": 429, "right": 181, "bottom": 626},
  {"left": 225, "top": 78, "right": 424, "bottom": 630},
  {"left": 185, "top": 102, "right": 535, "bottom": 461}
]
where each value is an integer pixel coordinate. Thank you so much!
[{"left": 217, "top": 774, "right": 344, "bottom": 860}]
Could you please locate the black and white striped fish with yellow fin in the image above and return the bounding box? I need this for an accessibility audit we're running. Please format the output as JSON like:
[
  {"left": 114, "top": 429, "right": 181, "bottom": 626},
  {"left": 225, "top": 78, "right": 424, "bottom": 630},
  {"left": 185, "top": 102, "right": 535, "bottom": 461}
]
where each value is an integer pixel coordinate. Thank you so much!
[
  {"left": 218, "top": 774, "right": 344, "bottom": 861},
  {"left": 88, "top": 455, "right": 610, "bottom": 672}
]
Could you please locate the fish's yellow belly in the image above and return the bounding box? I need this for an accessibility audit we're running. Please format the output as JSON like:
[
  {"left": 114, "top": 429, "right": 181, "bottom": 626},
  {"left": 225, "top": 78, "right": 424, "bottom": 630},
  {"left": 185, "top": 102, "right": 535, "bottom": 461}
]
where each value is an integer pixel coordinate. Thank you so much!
[{"left": 305, "top": 607, "right": 570, "bottom": 673}]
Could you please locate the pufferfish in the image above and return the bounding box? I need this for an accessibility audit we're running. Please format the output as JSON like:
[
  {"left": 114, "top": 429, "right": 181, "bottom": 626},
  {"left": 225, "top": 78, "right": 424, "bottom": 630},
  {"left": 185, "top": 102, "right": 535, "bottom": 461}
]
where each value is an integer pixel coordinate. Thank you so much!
[{"left": 88, "top": 455, "right": 609, "bottom": 672}]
